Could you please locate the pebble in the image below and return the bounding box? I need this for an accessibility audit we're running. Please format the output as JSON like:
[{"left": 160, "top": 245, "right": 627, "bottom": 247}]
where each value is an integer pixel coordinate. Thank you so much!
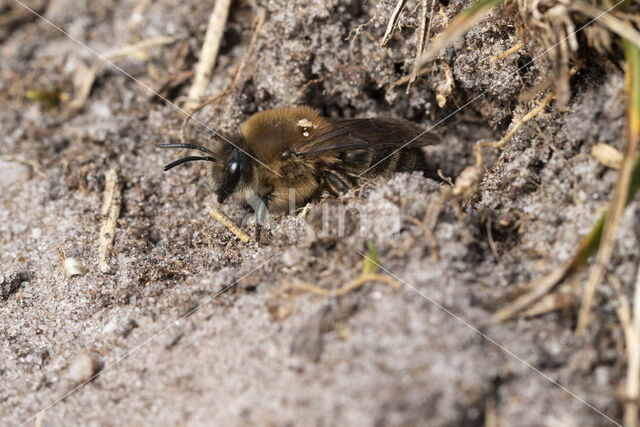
[{"left": 66, "top": 352, "right": 99, "bottom": 384}]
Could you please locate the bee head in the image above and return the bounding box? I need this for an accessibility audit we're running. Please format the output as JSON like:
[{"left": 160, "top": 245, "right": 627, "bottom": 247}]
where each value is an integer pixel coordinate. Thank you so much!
[{"left": 216, "top": 147, "right": 252, "bottom": 203}]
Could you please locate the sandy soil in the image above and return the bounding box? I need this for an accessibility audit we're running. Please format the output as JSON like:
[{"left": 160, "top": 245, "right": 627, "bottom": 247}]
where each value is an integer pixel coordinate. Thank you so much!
[{"left": 1, "top": 0, "right": 637, "bottom": 425}]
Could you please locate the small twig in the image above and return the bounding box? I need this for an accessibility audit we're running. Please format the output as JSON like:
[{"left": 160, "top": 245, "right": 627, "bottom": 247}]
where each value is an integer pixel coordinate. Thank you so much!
[
  {"left": 479, "top": 92, "right": 555, "bottom": 150},
  {"left": 346, "top": 12, "right": 378, "bottom": 43},
  {"left": 379, "top": 0, "right": 408, "bottom": 47},
  {"left": 408, "top": 0, "right": 430, "bottom": 88},
  {"left": 209, "top": 207, "right": 250, "bottom": 243},
  {"left": 184, "top": 0, "right": 232, "bottom": 111},
  {"left": 98, "top": 168, "right": 121, "bottom": 273},
  {"left": 490, "top": 41, "right": 524, "bottom": 62},
  {"left": 181, "top": 9, "right": 265, "bottom": 143},
  {"left": 297, "top": 73, "right": 334, "bottom": 94},
  {"left": 403, "top": 214, "right": 439, "bottom": 262},
  {"left": 395, "top": 64, "right": 435, "bottom": 86},
  {"left": 293, "top": 274, "right": 402, "bottom": 297}
]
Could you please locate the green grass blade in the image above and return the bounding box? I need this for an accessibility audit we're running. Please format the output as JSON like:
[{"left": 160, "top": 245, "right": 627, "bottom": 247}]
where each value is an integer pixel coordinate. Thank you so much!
[{"left": 362, "top": 241, "right": 379, "bottom": 275}]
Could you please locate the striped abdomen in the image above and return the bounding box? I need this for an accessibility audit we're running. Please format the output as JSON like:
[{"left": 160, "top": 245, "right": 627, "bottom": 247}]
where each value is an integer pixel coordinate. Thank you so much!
[{"left": 322, "top": 148, "right": 429, "bottom": 195}]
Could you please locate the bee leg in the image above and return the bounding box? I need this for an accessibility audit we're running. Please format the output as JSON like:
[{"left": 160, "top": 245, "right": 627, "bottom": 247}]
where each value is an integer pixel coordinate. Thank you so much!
[
  {"left": 252, "top": 193, "right": 271, "bottom": 244},
  {"left": 323, "top": 171, "right": 350, "bottom": 195}
]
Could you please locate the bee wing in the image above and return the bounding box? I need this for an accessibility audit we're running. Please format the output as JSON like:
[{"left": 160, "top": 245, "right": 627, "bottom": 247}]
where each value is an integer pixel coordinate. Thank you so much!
[{"left": 293, "top": 118, "right": 440, "bottom": 158}]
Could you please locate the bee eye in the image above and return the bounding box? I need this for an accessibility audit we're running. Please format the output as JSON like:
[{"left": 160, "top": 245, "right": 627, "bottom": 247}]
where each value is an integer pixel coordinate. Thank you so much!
[{"left": 218, "top": 150, "right": 250, "bottom": 203}]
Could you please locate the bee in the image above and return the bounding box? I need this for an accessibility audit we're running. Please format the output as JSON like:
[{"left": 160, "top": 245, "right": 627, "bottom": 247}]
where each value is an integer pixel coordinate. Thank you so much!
[{"left": 157, "top": 106, "right": 440, "bottom": 229}]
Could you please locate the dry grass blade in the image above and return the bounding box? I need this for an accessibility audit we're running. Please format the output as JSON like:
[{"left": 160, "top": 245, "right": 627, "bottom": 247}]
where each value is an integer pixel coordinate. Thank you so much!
[
  {"left": 293, "top": 274, "right": 402, "bottom": 297},
  {"left": 494, "top": 40, "right": 640, "bottom": 324},
  {"left": 417, "top": 0, "right": 504, "bottom": 67},
  {"left": 103, "top": 36, "right": 176, "bottom": 60},
  {"left": 184, "top": 0, "right": 232, "bottom": 111},
  {"left": 611, "top": 272, "right": 640, "bottom": 427},
  {"left": 209, "top": 208, "right": 251, "bottom": 243},
  {"left": 518, "top": 278, "right": 581, "bottom": 318},
  {"left": 576, "top": 39, "right": 640, "bottom": 335},
  {"left": 408, "top": 0, "right": 436, "bottom": 88},
  {"left": 492, "top": 261, "right": 572, "bottom": 322},
  {"left": 628, "top": 268, "right": 640, "bottom": 427},
  {"left": 573, "top": 1, "right": 640, "bottom": 51},
  {"left": 379, "top": 0, "right": 408, "bottom": 47},
  {"left": 180, "top": 9, "right": 266, "bottom": 143}
]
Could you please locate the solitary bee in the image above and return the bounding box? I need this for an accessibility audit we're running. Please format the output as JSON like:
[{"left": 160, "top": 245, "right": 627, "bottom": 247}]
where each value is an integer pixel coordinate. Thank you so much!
[{"left": 157, "top": 106, "right": 440, "bottom": 226}]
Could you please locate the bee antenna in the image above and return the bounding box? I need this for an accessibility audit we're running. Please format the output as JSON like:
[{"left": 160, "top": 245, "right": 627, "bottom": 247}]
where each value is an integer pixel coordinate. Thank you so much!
[
  {"left": 163, "top": 156, "right": 217, "bottom": 171},
  {"left": 155, "top": 143, "right": 214, "bottom": 155}
]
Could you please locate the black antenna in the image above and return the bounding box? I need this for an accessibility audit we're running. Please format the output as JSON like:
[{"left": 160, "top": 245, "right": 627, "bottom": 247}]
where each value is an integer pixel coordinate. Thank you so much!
[
  {"left": 163, "top": 156, "right": 216, "bottom": 171},
  {"left": 156, "top": 143, "right": 214, "bottom": 154}
]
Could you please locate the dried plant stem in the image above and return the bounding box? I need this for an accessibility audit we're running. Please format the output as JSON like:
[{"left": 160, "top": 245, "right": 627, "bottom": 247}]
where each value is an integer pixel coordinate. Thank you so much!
[
  {"left": 98, "top": 168, "right": 121, "bottom": 273},
  {"left": 209, "top": 208, "right": 250, "bottom": 243},
  {"left": 492, "top": 260, "right": 571, "bottom": 322},
  {"left": 611, "top": 272, "right": 640, "bottom": 427},
  {"left": 519, "top": 279, "right": 581, "bottom": 318},
  {"left": 627, "top": 268, "right": 640, "bottom": 427},
  {"left": 185, "top": 0, "right": 232, "bottom": 111},
  {"left": 181, "top": 9, "right": 265, "bottom": 143},
  {"left": 479, "top": 91, "right": 554, "bottom": 149},
  {"left": 573, "top": 1, "right": 640, "bottom": 51},
  {"left": 417, "top": 0, "right": 503, "bottom": 67},
  {"left": 576, "top": 40, "right": 640, "bottom": 335},
  {"left": 408, "top": 0, "right": 432, "bottom": 87},
  {"left": 293, "top": 274, "right": 402, "bottom": 297},
  {"left": 395, "top": 64, "right": 435, "bottom": 86},
  {"left": 379, "top": 0, "right": 407, "bottom": 47},
  {"left": 103, "top": 36, "right": 176, "bottom": 61},
  {"left": 491, "top": 41, "right": 524, "bottom": 62}
]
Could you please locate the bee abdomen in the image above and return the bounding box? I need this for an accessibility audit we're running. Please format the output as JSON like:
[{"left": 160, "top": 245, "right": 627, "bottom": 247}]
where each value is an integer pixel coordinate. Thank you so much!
[
  {"left": 396, "top": 148, "right": 423, "bottom": 172},
  {"left": 337, "top": 147, "right": 428, "bottom": 185},
  {"left": 364, "top": 148, "right": 424, "bottom": 176}
]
